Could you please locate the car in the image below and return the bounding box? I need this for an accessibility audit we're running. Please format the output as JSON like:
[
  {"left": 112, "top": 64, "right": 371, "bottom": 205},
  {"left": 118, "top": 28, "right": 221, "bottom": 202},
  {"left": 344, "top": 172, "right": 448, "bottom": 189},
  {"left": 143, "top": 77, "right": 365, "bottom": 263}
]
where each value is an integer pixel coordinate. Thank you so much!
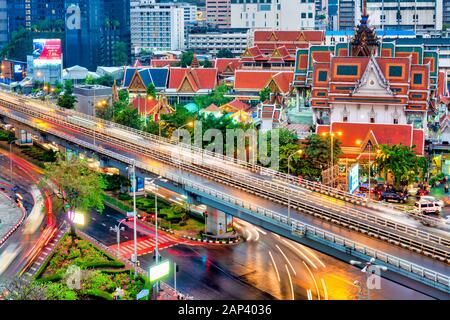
[
  {"left": 419, "top": 196, "right": 444, "bottom": 208},
  {"left": 380, "top": 191, "right": 407, "bottom": 203},
  {"left": 413, "top": 200, "right": 442, "bottom": 215}
]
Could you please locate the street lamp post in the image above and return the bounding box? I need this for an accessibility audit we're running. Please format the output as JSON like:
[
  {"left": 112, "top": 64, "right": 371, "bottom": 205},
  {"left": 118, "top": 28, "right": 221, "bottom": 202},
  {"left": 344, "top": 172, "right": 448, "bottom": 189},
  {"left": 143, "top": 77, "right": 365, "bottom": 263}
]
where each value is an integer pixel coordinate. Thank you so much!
[
  {"left": 148, "top": 175, "right": 167, "bottom": 296},
  {"left": 129, "top": 160, "right": 138, "bottom": 277},
  {"left": 287, "top": 149, "right": 303, "bottom": 222},
  {"left": 8, "top": 139, "right": 18, "bottom": 185},
  {"left": 110, "top": 219, "right": 126, "bottom": 258}
]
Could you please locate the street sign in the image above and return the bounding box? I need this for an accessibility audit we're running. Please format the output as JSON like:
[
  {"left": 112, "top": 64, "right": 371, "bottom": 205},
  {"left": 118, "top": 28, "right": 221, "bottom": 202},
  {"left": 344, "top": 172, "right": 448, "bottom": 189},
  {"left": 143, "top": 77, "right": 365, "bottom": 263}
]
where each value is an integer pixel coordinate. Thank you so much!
[
  {"left": 136, "top": 289, "right": 149, "bottom": 300},
  {"left": 127, "top": 211, "right": 136, "bottom": 217},
  {"left": 149, "top": 260, "right": 170, "bottom": 282}
]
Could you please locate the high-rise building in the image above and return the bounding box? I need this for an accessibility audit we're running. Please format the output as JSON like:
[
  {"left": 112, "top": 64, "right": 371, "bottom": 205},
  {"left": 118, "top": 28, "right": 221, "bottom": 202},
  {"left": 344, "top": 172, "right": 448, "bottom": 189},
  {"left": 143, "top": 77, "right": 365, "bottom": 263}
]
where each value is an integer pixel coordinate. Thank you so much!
[
  {"left": 444, "top": 0, "right": 450, "bottom": 27},
  {"left": 230, "top": 0, "right": 315, "bottom": 30},
  {"left": 101, "top": 0, "right": 131, "bottom": 66},
  {"left": 367, "top": 0, "right": 443, "bottom": 33},
  {"left": 327, "top": 0, "right": 339, "bottom": 30},
  {"left": 0, "top": 0, "right": 7, "bottom": 50},
  {"left": 64, "top": 0, "right": 131, "bottom": 69},
  {"left": 206, "top": 0, "right": 231, "bottom": 28},
  {"left": 130, "top": 0, "right": 185, "bottom": 54},
  {"left": 7, "top": 0, "right": 65, "bottom": 35},
  {"left": 65, "top": 0, "right": 105, "bottom": 70},
  {"left": 337, "top": 0, "right": 358, "bottom": 30}
]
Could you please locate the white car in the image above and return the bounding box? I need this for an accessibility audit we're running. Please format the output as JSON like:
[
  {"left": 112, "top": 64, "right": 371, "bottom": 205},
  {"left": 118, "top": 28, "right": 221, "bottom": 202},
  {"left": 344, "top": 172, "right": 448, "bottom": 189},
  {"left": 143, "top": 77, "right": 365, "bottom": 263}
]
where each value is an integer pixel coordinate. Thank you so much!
[
  {"left": 413, "top": 200, "right": 442, "bottom": 215},
  {"left": 419, "top": 196, "right": 444, "bottom": 208}
]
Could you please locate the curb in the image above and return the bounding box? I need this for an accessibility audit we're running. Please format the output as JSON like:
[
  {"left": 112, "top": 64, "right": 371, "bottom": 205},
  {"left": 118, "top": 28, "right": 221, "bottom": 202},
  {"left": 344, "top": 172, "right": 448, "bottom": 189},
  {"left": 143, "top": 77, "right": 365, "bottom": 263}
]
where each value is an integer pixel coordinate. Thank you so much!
[{"left": 181, "top": 234, "right": 240, "bottom": 245}]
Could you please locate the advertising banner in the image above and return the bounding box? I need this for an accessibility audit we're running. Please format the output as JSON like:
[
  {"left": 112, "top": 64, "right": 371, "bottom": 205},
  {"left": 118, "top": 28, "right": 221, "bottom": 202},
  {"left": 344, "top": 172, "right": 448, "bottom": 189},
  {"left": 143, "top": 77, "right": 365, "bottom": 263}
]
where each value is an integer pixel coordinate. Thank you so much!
[
  {"left": 33, "top": 39, "right": 62, "bottom": 67},
  {"left": 348, "top": 163, "right": 360, "bottom": 194}
]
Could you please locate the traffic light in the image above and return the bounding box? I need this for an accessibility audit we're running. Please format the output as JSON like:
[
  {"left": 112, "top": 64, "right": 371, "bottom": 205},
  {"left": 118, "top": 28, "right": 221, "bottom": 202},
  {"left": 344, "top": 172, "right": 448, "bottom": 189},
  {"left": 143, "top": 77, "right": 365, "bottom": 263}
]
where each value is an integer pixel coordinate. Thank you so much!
[
  {"left": 175, "top": 264, "right": 179, "bottom": 272},
  {"left": 203, "top": 211, "right": 208, "bottom": 217}
]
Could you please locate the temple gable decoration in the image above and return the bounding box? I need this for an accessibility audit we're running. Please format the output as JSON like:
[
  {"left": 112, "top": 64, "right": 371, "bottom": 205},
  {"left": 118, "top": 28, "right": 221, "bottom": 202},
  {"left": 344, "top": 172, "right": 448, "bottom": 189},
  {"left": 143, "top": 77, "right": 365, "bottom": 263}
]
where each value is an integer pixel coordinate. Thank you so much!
[{"left": 353, "top": 56, "right": 393, "bottom": 96}]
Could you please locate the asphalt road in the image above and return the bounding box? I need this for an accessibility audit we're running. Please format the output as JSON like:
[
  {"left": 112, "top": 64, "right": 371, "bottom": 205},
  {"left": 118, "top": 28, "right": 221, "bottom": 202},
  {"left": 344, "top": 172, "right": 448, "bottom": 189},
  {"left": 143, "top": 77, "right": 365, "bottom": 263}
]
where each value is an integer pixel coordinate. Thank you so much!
[{"left": 81, "top": 206, "right": 436, "bottom": 300}]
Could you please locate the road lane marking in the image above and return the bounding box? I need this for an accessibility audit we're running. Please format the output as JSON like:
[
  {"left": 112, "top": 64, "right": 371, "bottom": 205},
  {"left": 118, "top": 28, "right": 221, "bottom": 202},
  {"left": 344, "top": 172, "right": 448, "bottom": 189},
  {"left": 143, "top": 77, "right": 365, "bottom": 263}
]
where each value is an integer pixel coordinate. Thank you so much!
[
  {"left": 276, "top": 245, "right": 296, "bottom": 276},
  {"left": 303, "top": 261, "right": 320, "bottom": 300},
  {"left": 102, "top": 223, "right": 106, "bottom": 227},
  {"left": 281, "top": 239, "right": 317, "bottom": 270},
  {"left": 307, "top": 289, "right": 312, "bottom": 300},
  {"left": 268, "top": 250, "right": 281, "bottom": 282},
  {"left": 321, "top": 278, "right": 328, "bottom": 300},
  {"left": 285, "top": 264, "right": 295, "bottom": 300}
]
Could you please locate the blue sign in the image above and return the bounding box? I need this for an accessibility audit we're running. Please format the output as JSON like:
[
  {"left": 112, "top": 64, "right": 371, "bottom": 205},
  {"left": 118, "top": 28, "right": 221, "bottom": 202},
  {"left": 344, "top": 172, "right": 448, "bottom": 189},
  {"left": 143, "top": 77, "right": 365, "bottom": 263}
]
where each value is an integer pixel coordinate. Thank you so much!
[
  {"left": 348, "top": 164, "right": 360, "bottom": 194},
  {"left": 136, "top": 289, "right": 149, "bottom": 300}
]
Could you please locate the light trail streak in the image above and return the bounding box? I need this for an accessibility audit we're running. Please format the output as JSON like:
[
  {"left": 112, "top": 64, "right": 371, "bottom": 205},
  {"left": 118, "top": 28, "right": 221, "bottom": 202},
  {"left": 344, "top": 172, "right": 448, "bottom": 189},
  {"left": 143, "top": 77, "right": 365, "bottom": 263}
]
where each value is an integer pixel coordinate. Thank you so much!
[
  {"left": 303, "top": 261, "right": 321, "bottom": 300},
  {"left": 285, "top": 264, "right": 295, "bottom": 300},
  {"left": 281, "top": 238, "right": 318, "bottom": 270},
  {"left": 268, "top": 250, "right": 281, "bottom": 282}
]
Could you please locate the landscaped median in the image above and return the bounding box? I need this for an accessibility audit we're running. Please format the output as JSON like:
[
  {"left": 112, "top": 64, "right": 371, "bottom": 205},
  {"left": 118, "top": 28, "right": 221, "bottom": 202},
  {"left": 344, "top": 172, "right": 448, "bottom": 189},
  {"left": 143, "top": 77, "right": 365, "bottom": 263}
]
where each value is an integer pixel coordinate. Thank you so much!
[
  {"left": 102, "top": 191, "right": 205, "bottom": 237},
  {"left": 33, "top": 233, "right": 150, "bottom": 300}
]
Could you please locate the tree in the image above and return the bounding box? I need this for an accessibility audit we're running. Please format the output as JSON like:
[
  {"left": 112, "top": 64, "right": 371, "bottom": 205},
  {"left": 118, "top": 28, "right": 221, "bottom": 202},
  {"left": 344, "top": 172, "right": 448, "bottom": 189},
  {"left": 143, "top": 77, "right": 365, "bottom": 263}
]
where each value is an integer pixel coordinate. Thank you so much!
[
  {"left": 112, "top": 41, "right": 128, "bottom": 66},
  {"left": 201, "top": 58, "right": 212, "bottom": 68},
  {"left": 118, "top": 89, "right": 129, "bottom": 103},
  {"left": 304, "top": 134, "right": 342, "bottom": 170},
  {"left": 146, "top": 83, "right": 156, "bottom": 99},
  {"left": 95, "top": 74, "right": 115, "bottom": 87},
  {"left": 217, "top": 49, "right": 234, "bottom": 58},
  {"left": 259, "top": 87, "right": 271, "bottom": 102},
  {"left": 113, "top": 106, "right": 143, "bottom": 130},
  {"left": 374, "top": 144, "right": 424, "bottom": 189},
  {"left": 85, "top": 75, "right": 95, "bottom": 85},
  {"left": 194, "top": 84, "right": 231, "bottom": 108},
  {"left": 41, "top": 155, "right": 106, "bottom": 238},
  {"left": 178, "top": 51, "right": 194, "bottom": 67},
  {"left": 57, "top": 80, "right": 77, "bottom": 109}
]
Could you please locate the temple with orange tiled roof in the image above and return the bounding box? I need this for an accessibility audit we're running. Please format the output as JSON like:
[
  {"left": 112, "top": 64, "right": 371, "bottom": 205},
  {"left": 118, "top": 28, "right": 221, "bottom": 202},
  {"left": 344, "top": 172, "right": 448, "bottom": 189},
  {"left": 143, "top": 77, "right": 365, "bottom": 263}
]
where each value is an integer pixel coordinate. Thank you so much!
[
  {"left": 293, "top": 6, "right": 440, "bottom": 111},
  {"left": 131, "top": 94, "right": 175, "bottom": 122},
  {"left": 232, "top": 69, "right": 294, "bottom": 103},
  {"left": 297, "top": 2, "right": 440, "bottom": 134},
  {"left": 302, "top": 3, "right": 441, "bottom": 186},
  {"left": 165, "top": 67, "right": 218, "bottom": 105}
]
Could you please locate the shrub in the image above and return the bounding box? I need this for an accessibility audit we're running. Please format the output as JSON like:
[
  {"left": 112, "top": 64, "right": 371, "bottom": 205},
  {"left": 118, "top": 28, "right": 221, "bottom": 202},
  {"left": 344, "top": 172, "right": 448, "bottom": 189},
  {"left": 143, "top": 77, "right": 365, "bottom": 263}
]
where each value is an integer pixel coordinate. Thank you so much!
[{"left": 118, "top": 193, "right": 132, "bottom": 201}]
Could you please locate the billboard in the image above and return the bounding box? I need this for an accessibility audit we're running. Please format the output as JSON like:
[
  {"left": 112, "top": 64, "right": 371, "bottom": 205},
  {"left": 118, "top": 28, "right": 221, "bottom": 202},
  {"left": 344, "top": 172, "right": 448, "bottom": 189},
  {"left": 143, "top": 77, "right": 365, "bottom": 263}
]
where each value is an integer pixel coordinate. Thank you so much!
[
  {"left": 33, "top": 39, "right": 62, "bottom": 67},
  {"left": 348, "top": 163, "right": 360, "bottom": 194}
]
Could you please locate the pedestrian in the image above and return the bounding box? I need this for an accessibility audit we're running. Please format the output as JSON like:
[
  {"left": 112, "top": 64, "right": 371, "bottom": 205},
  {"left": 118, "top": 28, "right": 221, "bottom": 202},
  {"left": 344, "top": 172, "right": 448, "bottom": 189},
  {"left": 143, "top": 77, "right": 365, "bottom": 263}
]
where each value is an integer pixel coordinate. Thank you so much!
[{"left": 445, "top": 184, "right": 449, "bottom": 194}]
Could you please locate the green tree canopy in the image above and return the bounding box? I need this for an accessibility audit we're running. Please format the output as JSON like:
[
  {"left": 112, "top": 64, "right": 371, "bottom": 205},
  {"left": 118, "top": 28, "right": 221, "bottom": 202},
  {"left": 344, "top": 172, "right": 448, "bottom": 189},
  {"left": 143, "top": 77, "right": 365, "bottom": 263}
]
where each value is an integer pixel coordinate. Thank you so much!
[
  {"left": 178, "top": 51, "right": 194, "bottom": 67},
  {"left": 375, "top": 144, "right": 425, "bottom": 188},
  {"left": 146, "top": 83, "right": 156, "bottom": 98},
  {"left": 217, "top": 49, "right": 234, "bottom": 58},
  {"left": 113, "top": 106, "right": 143, "bottom": 130},
  {"left": 112, "top": 41, "right": 128, "bottom": 66},
  {"left": 259, "top": 87, "right": 271, "bottom": 102},
  {"left": 194, "top": 84, "right": 231, "bottom": 108}
]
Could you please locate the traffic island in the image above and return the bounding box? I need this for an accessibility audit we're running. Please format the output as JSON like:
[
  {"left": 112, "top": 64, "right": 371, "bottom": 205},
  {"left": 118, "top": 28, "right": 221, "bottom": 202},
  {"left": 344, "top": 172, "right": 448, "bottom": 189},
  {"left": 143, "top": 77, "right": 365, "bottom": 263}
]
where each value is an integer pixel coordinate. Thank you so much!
[{"left": 33, "top": 233, "right": 150, "bottom": 300}]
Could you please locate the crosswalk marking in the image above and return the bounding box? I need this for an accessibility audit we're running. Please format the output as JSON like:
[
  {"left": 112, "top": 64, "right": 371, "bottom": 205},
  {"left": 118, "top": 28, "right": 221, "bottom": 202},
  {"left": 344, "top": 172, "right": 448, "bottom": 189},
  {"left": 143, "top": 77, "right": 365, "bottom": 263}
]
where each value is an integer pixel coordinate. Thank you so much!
[{"left": 109, "top": 235, "right": 182, "bottom": 257}]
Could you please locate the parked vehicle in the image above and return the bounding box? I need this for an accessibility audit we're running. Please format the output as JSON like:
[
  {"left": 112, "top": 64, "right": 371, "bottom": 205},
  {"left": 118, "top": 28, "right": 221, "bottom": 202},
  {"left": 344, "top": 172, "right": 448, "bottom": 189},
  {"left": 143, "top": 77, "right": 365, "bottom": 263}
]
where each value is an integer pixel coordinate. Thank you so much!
[
  {"left": 380, "top": 191, "right": 407, "bottom": 203},
  {"left": 416, "top": 188, "right": 430, "bottom": 199},
  {"left": 413, "top": 200, "right": 442, "bottom": 215}
]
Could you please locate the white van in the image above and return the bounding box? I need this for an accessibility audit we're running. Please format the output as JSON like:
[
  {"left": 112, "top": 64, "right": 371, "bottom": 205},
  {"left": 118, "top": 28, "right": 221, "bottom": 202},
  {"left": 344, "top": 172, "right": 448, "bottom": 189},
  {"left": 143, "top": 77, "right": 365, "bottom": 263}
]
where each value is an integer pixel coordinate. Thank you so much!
[{"left": 413, "top": 200, "right": 442, "bottom": 215}]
